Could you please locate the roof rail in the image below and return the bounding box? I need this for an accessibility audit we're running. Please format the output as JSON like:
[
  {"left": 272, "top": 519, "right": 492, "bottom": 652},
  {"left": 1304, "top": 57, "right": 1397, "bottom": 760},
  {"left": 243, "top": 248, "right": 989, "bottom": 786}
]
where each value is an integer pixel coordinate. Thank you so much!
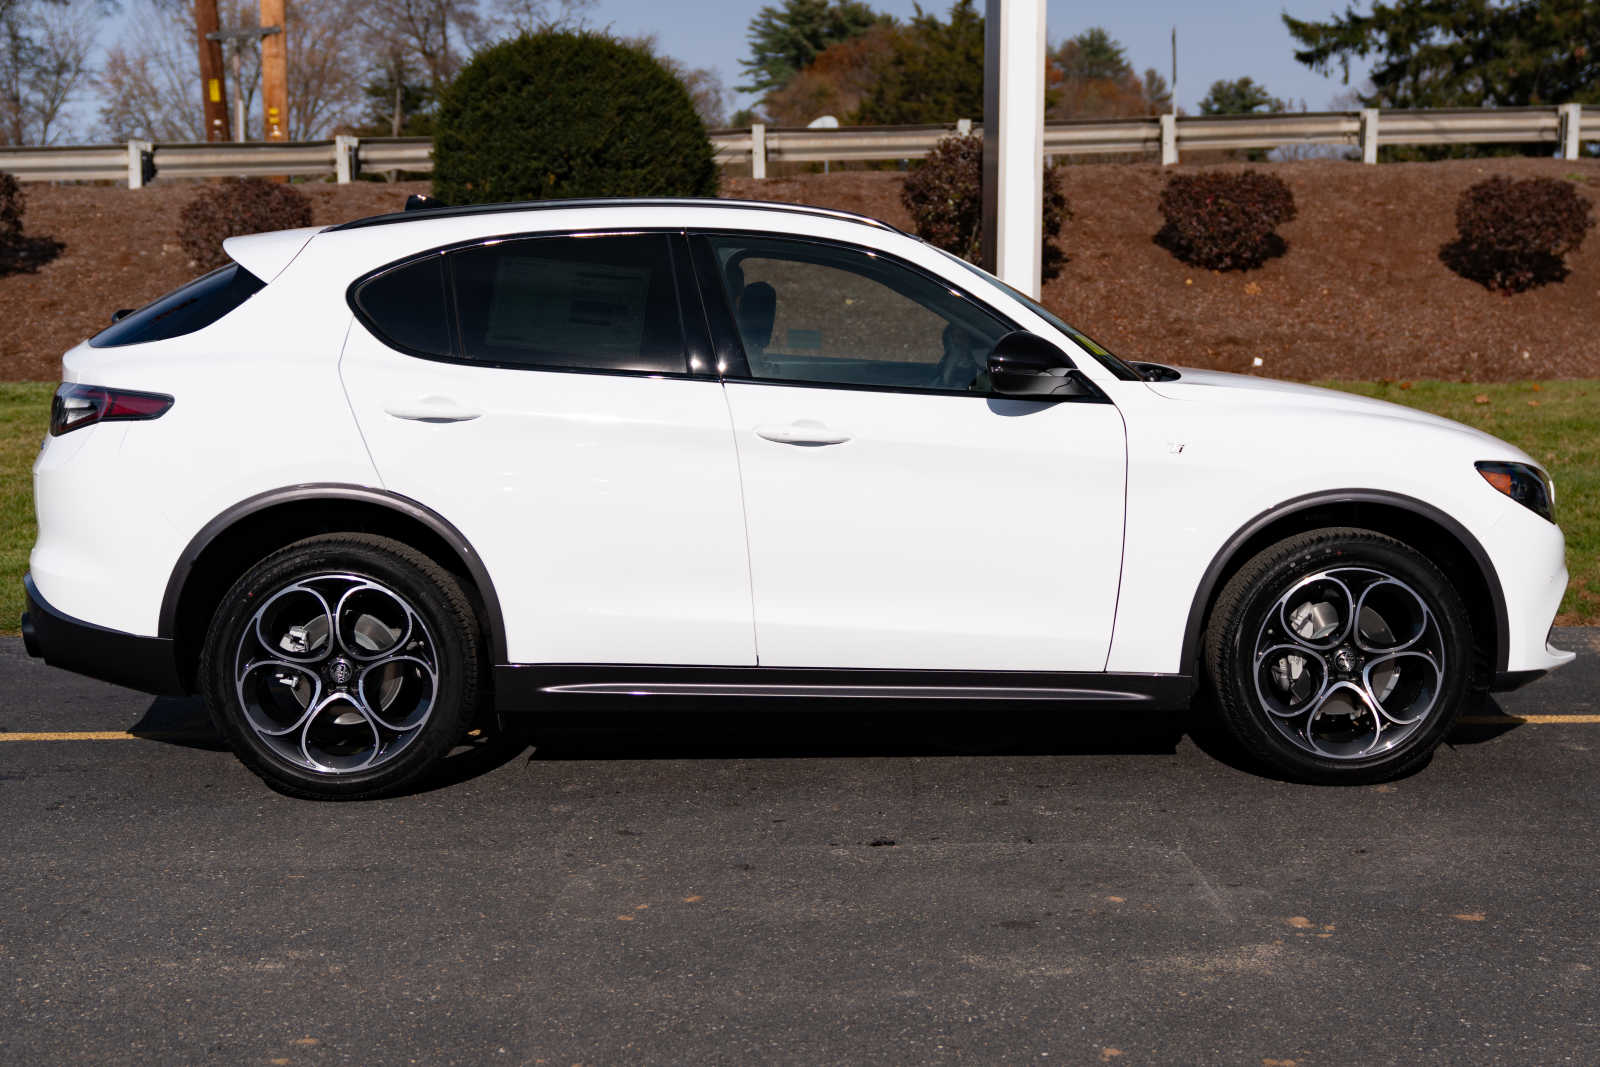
[{"left": 326, "top": 196, "right": 899, "bottom": 234}]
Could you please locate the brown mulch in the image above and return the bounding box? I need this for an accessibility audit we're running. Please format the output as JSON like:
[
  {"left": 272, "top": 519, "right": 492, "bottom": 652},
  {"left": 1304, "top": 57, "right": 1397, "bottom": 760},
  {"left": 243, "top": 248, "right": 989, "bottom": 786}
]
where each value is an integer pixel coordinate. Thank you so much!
[{"left": 4, "top": 159, "right": 1598, "bottom": 382}]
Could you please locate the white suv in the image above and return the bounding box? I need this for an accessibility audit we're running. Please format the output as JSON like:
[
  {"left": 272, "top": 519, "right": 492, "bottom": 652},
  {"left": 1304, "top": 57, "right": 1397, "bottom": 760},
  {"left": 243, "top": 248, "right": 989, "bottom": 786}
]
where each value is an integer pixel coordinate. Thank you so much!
[{"left": 23, "top": 198, "right": 1572, "bottom": 798}]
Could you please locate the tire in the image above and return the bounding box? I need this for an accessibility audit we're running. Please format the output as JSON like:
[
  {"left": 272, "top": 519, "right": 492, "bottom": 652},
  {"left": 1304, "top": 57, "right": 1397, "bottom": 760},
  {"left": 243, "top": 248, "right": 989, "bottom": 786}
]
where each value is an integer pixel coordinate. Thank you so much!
[
  {"left": 199, "top": 533, "right": 482, "bottom": 800},
  {"left": 1203, "top": 527, "right": 1473, "bottom": 784}
]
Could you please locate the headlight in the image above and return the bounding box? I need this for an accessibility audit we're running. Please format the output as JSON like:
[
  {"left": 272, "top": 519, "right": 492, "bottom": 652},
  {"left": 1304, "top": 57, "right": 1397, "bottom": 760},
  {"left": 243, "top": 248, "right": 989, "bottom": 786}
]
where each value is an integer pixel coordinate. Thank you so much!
[{"left": 1475, "top": 460, "right": 1555, "bottom": 523}]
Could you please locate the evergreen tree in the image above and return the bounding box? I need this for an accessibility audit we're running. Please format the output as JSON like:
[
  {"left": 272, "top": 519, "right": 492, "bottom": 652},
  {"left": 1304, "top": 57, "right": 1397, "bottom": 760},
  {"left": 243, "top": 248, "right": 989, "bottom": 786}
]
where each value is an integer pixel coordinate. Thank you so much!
[
  {"left": 1198, "top": 77, "right": 1282, "bottom": 116},
  {"left": 1284, "top": 0, "right": 1600, "bottom": 109},
  {"left": 854, "top": 0, "right": 983, "bottom": 125},
  {"left": 738, "top": 0, "right": 888, "bottom": 96}
]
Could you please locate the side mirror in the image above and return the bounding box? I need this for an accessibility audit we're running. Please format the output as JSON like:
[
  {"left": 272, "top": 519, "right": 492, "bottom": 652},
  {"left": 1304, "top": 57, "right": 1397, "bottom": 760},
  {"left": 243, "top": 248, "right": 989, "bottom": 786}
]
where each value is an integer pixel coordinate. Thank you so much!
[{"left": 987, "top": 331, "right": 1090, "bottom": 398}]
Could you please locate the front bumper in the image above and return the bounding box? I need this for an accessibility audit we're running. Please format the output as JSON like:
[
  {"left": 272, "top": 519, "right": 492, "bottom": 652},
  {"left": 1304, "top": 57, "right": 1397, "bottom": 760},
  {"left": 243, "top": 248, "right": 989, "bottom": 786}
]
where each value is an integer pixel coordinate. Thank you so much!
[{"left": 21, "top": 574, "right": 187, "bottom": 696}]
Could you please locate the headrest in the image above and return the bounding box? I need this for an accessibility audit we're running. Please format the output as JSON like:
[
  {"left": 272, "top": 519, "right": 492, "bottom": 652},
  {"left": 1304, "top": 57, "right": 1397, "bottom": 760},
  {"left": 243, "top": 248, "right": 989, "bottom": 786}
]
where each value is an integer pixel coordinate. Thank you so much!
[{"left": 737, "top": 282, "right": 777, "bottom": 349}]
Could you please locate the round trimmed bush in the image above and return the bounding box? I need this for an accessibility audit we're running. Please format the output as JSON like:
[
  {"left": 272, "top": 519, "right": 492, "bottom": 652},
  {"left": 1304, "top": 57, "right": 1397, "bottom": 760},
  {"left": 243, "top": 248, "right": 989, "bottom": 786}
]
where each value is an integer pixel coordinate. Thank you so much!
[
  {"left": 1442, "top": 176, "right": 1594, "bottom": 293},
  {"left": 432, "top": 32, "right": 717, "bottom": 204},
  {"left": 1156, "top": 171, "right": 1297, "bottom": 271},
  {"left": 900, "top": 133, "right": 1071, "bottom": 280},
  {"left": 178, "top": 179, "right": 313, "bottom": 270}
]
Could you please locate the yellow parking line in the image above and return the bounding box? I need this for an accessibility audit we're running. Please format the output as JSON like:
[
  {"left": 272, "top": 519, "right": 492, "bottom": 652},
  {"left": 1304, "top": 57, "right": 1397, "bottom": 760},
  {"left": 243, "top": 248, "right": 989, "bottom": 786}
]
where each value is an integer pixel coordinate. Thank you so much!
[
  {"left": 0, "top": 731, "right": 140, "bottom": 741},
  {"left": 1459, "top": 714, "right": 1600, "bottom": 725}
]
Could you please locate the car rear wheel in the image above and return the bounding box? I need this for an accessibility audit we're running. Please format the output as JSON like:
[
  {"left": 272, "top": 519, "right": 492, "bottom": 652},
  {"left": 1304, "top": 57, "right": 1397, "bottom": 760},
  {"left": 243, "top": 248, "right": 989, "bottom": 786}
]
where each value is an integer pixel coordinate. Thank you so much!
[
  {"left": 1204, "top": 528, "right": 1474, "bottom": 784},
  {"left": 199, "top": 534, "right": 482, "bottom": 800}
]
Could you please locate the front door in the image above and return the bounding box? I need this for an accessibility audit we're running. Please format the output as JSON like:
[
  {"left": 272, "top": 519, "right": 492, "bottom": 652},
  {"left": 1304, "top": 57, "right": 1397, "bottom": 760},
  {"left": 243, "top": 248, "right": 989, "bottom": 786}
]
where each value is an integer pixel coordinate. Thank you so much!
[{"left": 698, "top": 233, "right": 1127, "bottom": 672}]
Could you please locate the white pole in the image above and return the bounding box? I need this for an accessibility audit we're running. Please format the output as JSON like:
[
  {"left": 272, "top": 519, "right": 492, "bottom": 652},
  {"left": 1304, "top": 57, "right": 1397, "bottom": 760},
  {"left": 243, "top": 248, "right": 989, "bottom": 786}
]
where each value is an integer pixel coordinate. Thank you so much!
[{"left": 981, "top": 0, "right": 1046, "bottom": 298}]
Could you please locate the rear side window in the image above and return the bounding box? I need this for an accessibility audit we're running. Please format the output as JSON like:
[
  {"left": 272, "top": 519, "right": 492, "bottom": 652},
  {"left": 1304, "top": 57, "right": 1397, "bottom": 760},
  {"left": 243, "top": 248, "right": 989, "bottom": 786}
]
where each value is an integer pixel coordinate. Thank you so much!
[
  {"left": 90, "top": 264, "right": 265, "bottom": 348},
  {"left": 450, "top": 234, "right": 686, "bottom": 374},
  {"left": 352, "top": 255, "right": 453, "bottom": 358}
]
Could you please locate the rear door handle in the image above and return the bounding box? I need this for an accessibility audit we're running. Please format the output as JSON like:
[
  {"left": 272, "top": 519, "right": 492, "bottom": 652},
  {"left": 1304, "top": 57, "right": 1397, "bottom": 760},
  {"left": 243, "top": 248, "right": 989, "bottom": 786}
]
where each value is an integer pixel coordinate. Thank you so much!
[
  {"left": 755, "top": 421, "right": 852, "bottom": 446},
  {"left": 384, "top": 397, "right": 483, "bottom": 423}
]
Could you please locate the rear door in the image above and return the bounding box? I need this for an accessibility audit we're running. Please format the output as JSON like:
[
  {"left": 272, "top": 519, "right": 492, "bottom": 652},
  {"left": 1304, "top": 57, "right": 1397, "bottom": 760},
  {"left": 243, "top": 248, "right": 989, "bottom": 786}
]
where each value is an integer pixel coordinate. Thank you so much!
[
  {"left": 694, "top": 232, "right": 1127, "bottom": 673},
  {"left": 340, "top": 231, "right": 756, "bottom": 667}
]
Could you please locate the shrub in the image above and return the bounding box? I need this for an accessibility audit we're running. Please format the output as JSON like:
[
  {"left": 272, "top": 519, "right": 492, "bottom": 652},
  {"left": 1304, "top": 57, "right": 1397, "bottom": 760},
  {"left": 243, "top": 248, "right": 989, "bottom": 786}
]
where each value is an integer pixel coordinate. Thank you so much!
[
  {"left": 1441, "top": 176, "right": 1595, "bottom": 293},
  {"left": 0, "top": 172, "right": 23, "bottom": 244},
  {"left": 178, "top": 179, "right": 313, "bottom": 270},
  {"left": 1155, "top": 171, "right": 1297, "bottom": 271},
  {"left": 900, "top": 133, "right": 1071, "bottom": 281},
  {"left": 432, "top": 32, "right": 717, "bottom": 204}
]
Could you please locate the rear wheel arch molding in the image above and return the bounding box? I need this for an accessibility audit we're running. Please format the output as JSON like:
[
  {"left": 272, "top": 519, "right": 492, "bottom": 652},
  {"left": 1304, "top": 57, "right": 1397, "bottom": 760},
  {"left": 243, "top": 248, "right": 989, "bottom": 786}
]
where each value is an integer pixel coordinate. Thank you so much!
[
  {"left": 160, "top": 485, "right": 508, "bottom": 680},
  {"left": 1179, "top": 488, "right": 1508, "bottom": 679}
]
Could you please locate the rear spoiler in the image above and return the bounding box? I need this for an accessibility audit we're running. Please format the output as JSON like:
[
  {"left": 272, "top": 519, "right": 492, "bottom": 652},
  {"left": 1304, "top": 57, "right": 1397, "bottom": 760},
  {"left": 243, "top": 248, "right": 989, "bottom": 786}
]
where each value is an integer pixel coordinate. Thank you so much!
[{"left": 220, "top": 225, "right": 324, "bottom": 283}]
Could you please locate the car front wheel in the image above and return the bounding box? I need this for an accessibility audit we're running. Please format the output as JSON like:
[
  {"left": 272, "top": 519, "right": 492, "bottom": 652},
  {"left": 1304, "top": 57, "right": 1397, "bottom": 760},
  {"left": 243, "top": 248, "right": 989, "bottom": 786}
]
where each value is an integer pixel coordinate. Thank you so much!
[
  {"left": 1204, "top": 528, "right": 1474, "bottom": 784},
  {"left": 199, "top": 534, "right": 482, "bottom": 800}
]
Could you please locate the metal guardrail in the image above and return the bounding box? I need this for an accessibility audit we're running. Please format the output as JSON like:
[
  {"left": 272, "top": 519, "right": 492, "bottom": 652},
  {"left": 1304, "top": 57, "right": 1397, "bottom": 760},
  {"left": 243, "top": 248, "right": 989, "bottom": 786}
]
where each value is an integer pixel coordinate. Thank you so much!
[{"left": 0, "top": 104, "right": 1592, "bottom": 186}]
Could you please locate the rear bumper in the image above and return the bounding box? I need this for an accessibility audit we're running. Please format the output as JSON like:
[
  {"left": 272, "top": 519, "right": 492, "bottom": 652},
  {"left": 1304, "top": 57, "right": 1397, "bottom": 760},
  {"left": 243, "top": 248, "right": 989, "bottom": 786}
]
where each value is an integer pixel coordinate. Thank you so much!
[{"left": 21, "top": 574, "right": 186, "bottom": 696}]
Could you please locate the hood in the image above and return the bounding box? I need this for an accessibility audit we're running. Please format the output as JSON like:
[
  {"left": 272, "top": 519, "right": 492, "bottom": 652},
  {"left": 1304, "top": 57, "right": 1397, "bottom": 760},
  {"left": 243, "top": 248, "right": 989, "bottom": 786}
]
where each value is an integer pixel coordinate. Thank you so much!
[
  {"left": 1139, "top": 367, "right": 1536, "bottom": 467},
  {"left": 1148, "top": 367, "right": 1520, "bottom": 449}
]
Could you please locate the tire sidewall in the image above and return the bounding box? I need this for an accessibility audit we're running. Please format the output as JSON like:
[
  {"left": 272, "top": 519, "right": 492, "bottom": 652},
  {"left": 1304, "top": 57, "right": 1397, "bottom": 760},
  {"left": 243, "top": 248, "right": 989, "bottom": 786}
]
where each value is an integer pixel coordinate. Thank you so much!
[{"left": 200, "top": 537, "right": 476, "bottom": 799}]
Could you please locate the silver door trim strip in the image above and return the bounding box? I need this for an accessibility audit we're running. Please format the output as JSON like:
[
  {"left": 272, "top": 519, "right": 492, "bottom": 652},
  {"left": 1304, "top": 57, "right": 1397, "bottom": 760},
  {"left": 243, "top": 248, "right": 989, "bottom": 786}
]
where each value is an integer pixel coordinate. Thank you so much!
[{"left": 538, "top": 682, "right": 1152, "bottom": 701}]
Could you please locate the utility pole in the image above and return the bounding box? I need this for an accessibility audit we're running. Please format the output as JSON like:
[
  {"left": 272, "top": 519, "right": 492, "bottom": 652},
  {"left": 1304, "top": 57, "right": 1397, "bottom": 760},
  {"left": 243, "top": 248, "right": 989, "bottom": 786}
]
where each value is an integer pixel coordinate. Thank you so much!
[
  {"left": 981, "top": 0, "right": 1047, "bottom": 297},
  {"left": 259, "top": 0, "right": 288, "bottom": 141},
  {"left": 206, "top": 24, "right": 281, "bottom": 142},
  {"left": 194, "top": 0, "right": 231, "bottom": 141}
]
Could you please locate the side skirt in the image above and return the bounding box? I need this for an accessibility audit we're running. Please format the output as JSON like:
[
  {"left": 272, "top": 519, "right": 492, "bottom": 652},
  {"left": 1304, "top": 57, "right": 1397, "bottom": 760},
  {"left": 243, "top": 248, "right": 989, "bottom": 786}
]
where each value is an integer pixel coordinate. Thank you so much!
[{"left": 494, "top": 664, "right": 1196, "bottom": 712}]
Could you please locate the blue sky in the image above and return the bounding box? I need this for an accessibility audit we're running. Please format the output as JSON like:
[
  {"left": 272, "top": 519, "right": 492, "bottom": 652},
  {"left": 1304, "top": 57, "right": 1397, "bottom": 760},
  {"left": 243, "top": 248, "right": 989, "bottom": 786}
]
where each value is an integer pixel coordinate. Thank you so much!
[{"left": 589, "top": 0, "right": 1375, "bottom": 116}]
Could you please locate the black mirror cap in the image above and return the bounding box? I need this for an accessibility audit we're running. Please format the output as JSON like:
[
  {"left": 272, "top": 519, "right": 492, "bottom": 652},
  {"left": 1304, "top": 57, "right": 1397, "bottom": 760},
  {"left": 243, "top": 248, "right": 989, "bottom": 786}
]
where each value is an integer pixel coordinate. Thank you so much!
[{"left": 988, "top": 331, "right": 1094, "bottom": 398}]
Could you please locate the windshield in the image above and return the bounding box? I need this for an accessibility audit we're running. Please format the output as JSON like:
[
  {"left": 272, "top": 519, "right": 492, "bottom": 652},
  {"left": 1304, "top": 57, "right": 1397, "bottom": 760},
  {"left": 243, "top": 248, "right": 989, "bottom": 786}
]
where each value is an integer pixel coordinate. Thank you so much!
[{"left": 929, "top": 246, "right": 1144, "bottom": 382}]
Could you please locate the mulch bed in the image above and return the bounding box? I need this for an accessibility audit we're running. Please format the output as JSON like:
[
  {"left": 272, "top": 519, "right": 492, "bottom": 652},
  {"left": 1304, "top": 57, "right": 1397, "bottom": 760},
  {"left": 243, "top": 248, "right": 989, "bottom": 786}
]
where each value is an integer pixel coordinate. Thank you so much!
[{"left": 3, "top": 158, "right": 1597, "bottom": 382}]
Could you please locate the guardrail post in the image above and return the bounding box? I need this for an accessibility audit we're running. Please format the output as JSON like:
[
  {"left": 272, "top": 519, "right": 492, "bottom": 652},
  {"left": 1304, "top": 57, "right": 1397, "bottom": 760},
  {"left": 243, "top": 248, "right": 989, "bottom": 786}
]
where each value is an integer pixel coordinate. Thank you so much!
[
  {"left": 127, "top": 140, "right": 154, "bottom": 188},
  {"left": 1159, "top": 114, "right": 1177, "bottom": 165},
  {"left": 1360, "top": 108, "right": 1379, "bottom": 164},
  {"left": 751, "top": 123, "right": 767, "bottom": 180},
  {"left": 956, "top": 118, "right": 972, "bottom": 136},
  {"left": 1559, "top": 103, "right": 1582, "bottom": 160},
  {"left": 335, "top": 134, "right": 358, "bottom": 183}
]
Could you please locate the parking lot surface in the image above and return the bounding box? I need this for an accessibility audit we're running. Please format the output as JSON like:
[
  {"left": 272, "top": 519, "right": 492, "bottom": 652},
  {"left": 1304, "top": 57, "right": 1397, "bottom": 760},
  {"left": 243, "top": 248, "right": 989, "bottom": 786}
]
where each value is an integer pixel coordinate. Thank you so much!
[{"left": 3, "top": 632, "right": 1598, "bottom": 1064}]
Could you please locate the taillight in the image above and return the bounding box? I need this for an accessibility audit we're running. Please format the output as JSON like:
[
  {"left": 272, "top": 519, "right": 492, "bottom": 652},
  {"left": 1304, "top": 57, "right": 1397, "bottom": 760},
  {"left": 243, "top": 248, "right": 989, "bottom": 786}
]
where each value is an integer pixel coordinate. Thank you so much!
[{"left": 49, "top": 383, "right": 174, "bottom": 437}]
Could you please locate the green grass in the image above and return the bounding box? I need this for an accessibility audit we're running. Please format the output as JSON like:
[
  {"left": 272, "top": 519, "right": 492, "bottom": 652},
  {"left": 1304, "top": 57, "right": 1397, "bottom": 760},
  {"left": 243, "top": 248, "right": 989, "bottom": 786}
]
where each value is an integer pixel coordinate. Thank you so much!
[
  {"left": 1322, "top": 379, "right": 1599, "bottom": 624},
  {"left": 0, "top": 379, "right": 1594, "bottom": 637},
  {"left": 1, "top": 383, "right": 53, "bottom": 637}
]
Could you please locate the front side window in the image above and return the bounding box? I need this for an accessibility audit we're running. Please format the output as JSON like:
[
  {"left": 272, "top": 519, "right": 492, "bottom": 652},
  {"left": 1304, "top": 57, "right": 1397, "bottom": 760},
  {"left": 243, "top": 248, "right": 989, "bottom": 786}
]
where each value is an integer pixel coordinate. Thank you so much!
[
  {"left": 450, "top": 234, "right": 687, "bottom": 374},
  {"left": 702, "top": 234, "right": 1012, "bottom": 393}
]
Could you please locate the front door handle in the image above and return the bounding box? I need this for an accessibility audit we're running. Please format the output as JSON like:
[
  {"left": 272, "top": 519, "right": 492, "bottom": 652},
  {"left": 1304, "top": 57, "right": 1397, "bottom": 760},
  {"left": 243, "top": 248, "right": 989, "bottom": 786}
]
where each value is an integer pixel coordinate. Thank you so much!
[
  {"left": 755, "top": 421, "right": 852, "bottom": 446},
  {"left": 384, "top": 397, "right": 483, "bottom": 423}
]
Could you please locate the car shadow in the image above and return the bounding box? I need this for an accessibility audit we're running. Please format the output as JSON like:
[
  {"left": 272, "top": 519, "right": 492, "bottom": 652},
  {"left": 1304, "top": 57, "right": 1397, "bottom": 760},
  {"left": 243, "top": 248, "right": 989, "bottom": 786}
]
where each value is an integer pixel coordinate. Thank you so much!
[
  {"left": 128, "top": 692, "right": 1522, "bottom": 795},
  {"left": 1179, "top": 689, "right": 1525, "bottom": 785}
]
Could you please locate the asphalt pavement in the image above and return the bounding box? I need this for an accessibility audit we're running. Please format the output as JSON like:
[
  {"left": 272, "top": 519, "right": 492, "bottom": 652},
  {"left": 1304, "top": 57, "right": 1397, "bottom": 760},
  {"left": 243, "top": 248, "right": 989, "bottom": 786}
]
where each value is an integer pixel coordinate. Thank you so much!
[{"left": 3, "top": 632, "right": 1597, "bottom": 1065}]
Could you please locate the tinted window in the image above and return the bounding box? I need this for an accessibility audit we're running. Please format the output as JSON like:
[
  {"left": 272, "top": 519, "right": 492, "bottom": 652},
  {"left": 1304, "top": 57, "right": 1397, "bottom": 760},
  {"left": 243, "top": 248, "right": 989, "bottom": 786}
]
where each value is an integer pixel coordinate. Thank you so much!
[
  {"left": 705, "top": 235, "right": 1011, "bottom": 393},
  {"left": 931, "top": 246, "right": 1143, "bottom": 382},
  {"left": 450, "top": 234, "right": 687, "bottom": 374},
  {"left": 90, "top": 264, "right": 265, "bottom": 348},
  {"left": 354, "top": 255, "right": 452, "bottom": 358}
]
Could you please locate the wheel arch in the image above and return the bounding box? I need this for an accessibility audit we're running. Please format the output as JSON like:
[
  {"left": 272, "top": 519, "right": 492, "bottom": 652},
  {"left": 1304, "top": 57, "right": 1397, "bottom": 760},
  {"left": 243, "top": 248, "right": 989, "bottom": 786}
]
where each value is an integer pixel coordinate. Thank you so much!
[
  {"left": 1180, "top": 489, "right": 1507, "bottom": 680},
  {"left": 160, "top": 485, "right": 508, "bottom": 691}
]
